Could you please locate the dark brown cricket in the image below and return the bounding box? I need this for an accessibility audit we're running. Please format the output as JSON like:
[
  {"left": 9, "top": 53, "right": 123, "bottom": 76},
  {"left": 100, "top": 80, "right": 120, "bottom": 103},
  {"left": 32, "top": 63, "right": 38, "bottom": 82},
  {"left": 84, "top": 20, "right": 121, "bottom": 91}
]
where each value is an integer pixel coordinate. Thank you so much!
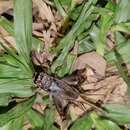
[{"left": 36, "top": 72, "right": 80, "bottom": 119}]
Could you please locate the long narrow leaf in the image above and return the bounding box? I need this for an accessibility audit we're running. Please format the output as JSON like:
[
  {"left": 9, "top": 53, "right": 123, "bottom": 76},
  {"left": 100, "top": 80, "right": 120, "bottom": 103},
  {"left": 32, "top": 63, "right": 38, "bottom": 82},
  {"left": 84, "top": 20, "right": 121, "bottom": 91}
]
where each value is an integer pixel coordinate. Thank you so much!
[
  {"left": 0, "top": 16, "right": 43, "bottom": 52},
  {"left": 0, "top": 96, "right": 35, "bottom": 126},
  {"left": 105, "top": 40, "right": 130, "bottom": 64},
  {"left": 54, "top": 0, "right": 67, "bottom": 17},
  {"left": 0, "top": 42, "right": 33, "bottom": 76},
  {"left": 14, "top": 0, "right": 32, "bottom": 64},
  {"left": 103, "top": 104, "right": 130, "bottom": 124},
  {"left": 3, "top": 116, "right": 24, "bottom": 130},
  {"left": 114, "top": 48, "right": 130, "bottom": 92},
  {"left": 27, "top": 108, "right": 44, "bottom": 128},
  {"left": 90, "top": 112, "right": 121, "bottom": 130},
  {"left": 70, "top": 113, "right": 93, "bottom": 130},
  {"left": 0, "top": 47, "right": 34, "bottom": 98},
  {"left": 0, "top": 94, "right": 11, "bottom": 106}
]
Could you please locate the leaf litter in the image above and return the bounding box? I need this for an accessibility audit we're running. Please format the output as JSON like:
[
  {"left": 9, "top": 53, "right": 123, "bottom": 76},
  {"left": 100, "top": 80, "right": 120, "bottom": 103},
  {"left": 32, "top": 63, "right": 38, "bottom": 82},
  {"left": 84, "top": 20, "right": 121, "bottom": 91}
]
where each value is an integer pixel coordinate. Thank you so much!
[{"left": 0, "top": 0, "right": 130, "bottom": 130}]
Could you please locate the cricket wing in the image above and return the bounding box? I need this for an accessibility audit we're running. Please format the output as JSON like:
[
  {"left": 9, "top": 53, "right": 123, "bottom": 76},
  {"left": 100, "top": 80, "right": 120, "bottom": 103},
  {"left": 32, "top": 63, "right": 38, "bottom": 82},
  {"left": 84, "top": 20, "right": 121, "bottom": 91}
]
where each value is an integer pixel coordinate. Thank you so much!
[
  {"left": 51, "top": 92, "right": 69, "bottom": 119},
  {"left": 54, "top": 78, "right": 80, "bottom": 100}
]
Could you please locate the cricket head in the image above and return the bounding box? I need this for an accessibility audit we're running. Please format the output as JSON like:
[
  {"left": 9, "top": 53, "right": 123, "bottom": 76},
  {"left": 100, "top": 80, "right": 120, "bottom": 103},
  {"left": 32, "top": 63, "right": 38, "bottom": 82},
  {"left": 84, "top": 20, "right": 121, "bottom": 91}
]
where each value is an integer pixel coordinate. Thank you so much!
[{"left": 36, "top": 72, "right": 52, "bottom": 91}]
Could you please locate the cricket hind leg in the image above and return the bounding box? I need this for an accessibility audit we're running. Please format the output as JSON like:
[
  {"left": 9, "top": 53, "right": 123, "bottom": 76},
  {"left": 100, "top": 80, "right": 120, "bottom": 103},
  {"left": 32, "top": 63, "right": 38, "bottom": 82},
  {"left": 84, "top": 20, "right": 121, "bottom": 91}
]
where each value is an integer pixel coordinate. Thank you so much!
[
  {"left": 70, "top": 100, "right": 87, "bottom": 111},
  {"left": 69, "top": 99, "right": 103, "bottom": 118},
  {"left": 79, "top": 94, "right": 105, "bottom": 114}
]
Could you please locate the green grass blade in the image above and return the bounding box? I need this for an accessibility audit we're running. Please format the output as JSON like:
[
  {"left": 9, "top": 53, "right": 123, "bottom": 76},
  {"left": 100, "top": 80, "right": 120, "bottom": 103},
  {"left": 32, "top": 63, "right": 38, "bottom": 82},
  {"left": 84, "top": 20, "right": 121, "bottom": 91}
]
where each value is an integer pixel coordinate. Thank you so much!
[
  {"left": 70, "top": 113, "right": 93, "bottom": 130},
  {"left": 27, "top": 108, "right": 44, "bottom": 129},
  {"left": 0, "top": 96, "right": 35, "bottom": 126},
  {"left": 42, "top": 107, "right": 57, "bottom": 130},
  {"left": 0, "top": 16, "right": 43, "bottom": 52},
  {"left": 54, "top": 0, "right": 67, "bottom": 17},
  {"left": 111, "top": 22, "right": 130, "bottom": 34},
  {"left": 3, "top": 116, "right": 24, "bottom": 130},
  {"left": 103, "top": 104, "right": 130, "bottom": 124},
  {"left": 114, "top": 0, "right": 130, "bottom": 23},
  {"left": 0, "top": 94, "right": 11, "bottom": 106},
  {"left": 0, "top": 51, "right": 34, "bottom": 98},
  {"left": 91, "top": 1, "right": 114, "bottom": 56},
  {"left": 0, "top": 42, "right": 33, "bottom": 76},
  {"left": 114, "top": 48, "right": 130, "bottom": 92},
  {"left": 14, "top": 0, "right": 32, "bottom": 64},
  {"left": 105, "top": 40, "right": 130, "bottom": 64},
  {"left": 90, "top": 112, "right": 121, "bottom": 130}
]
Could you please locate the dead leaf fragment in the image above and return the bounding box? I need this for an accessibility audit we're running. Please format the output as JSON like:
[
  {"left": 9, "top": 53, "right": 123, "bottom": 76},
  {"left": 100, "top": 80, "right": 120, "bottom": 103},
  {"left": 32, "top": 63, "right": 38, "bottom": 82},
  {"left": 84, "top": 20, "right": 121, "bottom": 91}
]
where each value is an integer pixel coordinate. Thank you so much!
[
  {"left": 23, "top": 122, "right": 32, "bottom": 130},
  {"left": 0, "top": 26, "right": 9, "bottom": 36},
  {"left": 73, "top": 51, "right": 107, "bottom": 76},
  {"left": 0, "top": 0, "right": 13, "bottom": 15},
  {"left": 33, "top": 23, "right": 43, "bottom": 31},
  {"left": 74, "top": 0, "right": 83, "bottom": 4},
  {"left": 82, "top": 74, "right": 128, "bottom": 104},
  {"left": 33, "top": 0, "right": 55, "bottom": 22}
]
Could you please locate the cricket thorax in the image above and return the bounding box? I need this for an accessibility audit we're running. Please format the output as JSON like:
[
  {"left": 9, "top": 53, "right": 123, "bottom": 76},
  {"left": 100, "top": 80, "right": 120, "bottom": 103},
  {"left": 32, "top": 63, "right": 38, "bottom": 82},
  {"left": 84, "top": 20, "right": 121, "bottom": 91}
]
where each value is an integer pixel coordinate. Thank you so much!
[
  {"left": 36, "top": 72, "right": 53, "bottom": 91},
  {"left": 36, "top": 72, "right": 63, "bottom": 92}
]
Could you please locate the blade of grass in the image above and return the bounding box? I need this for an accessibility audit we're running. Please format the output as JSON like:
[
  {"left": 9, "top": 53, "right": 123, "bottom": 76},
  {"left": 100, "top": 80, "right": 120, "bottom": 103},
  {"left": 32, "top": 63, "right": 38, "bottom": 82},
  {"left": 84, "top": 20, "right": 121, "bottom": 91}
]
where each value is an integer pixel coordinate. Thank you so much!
[
  {"left": 111, "top": 22, "right": 130, "bottom": 34},
  {"left": 114, "top": 48, "right": 130, "bottom": 92},
  {"left": 0, "top": 48, "right": 34, "bottom": 98},
  {"left": 42, "top": 107, "right": 57, "bottom": 130},
  {"left": 70, "top": 113, "right": 93, "bottom": 130},
  {"left": 0, "top": 16, "right": 43, "bottom": 52},
  {"left": 0, "top": 78, "right": 33, "bottom": 97},
  {"left": 3, "top": 116, "right": 24, "bottom": 130},
  {"left": 114, "top": 0, "right": 130, "bottom": 23},
  {"left": 103, "top": 104, "right": 130, "bottom": 124},
  {"left": 0, "top": 42, "right": 33, "bottom": 76},
  {"left": 14, "top": 0, "right": 32, "bottom": 64},
  {"left": 27, "top": 108, "right": 44, "bottom": 128},
  {"left": 54, "top": 0, "right": 67, "bottom": 17},
  {"left": 105, "top": 40, "right": 130, "bottom": 64},
  {"left": 92, "top": 1, "right": 114, "bottom": 56},
  {"left": 0, "top": 96, "right": 35, "bottom": 126},
  {"left": 0, "top": 94, "right": 11, "bottom": 106},
  {"left": 90, "top": 112, "right": 121, "bottom": 130}
]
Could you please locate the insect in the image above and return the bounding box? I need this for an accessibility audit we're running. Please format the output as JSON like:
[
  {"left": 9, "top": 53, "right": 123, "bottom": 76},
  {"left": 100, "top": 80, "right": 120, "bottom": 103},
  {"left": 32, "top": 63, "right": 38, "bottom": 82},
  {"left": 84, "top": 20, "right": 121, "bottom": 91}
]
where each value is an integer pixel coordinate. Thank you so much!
[
  {"left": 32, "top": 50, "right": 104, "bottom": 119},
  {"left": 36, "top": 72, "right": 80, "bottom": 118}
]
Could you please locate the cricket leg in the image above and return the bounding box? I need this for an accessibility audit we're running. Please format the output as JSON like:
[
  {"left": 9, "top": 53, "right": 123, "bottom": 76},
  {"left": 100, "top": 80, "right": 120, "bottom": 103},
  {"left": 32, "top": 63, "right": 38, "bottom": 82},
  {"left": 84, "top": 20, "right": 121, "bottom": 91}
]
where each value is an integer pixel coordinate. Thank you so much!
[
  {"left": 70, "top": 100, "right": 87, "bottom": 111},
  {"left": 79, "top": 94, "right": 105, "bottom": 114}
]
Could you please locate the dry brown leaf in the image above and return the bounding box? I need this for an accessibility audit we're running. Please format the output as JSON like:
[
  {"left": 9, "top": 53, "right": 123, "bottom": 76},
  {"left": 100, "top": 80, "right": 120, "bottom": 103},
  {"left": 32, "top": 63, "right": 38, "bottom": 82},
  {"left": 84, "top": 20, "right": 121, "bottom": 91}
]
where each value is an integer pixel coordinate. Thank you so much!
[
  {"left": 33, "top": 30, "right": 43, "bottom": 37},
  {"left": 23, "top": 121, "right": 32, "bottom": 130},
  {"left": 42, "top": 30, "right": 55, "bottom": 61},
  {"left": 106, "top": 31, "right": 115, "bottom": 51},
  {"left": 0, "top": 35, "right": 16, "bottom": 50},
  {"left": 85, "top": 68, "right": 98, "bottom": 83},
  {"left": 33, "top": 0, "right": 55, "bottom": 22},
  {"left": 3, "top": 36, "right": 16, "bottom": 48},
  {"left": 0, "top": 26, "right": 9, "bottom": 36},
  {"left": 0, "top": 37, "right": 4, "bottom": 44},
  {"left": 32, "top": 103, "right": 45, "bottom": 114},
  {"left": 33, "top": 23, "right": 43, "bottom": 31},
  {"left": 74, "top": 0, "right": 83, "bottom": 4},
  {"left": 0, "top": 0, "right": 13, "bottom": 15},
  {"left": 73, "top": 51, "right": 107, "bottom": 77},
  {"left": 69, "top": 105, "right": 84, "bottom": 120},
  {"left": 0, "top": 26, "right": 16, "bottom": 48},
  {"left": 82, "top": 75, "right": 128, "bottom": 104}
]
